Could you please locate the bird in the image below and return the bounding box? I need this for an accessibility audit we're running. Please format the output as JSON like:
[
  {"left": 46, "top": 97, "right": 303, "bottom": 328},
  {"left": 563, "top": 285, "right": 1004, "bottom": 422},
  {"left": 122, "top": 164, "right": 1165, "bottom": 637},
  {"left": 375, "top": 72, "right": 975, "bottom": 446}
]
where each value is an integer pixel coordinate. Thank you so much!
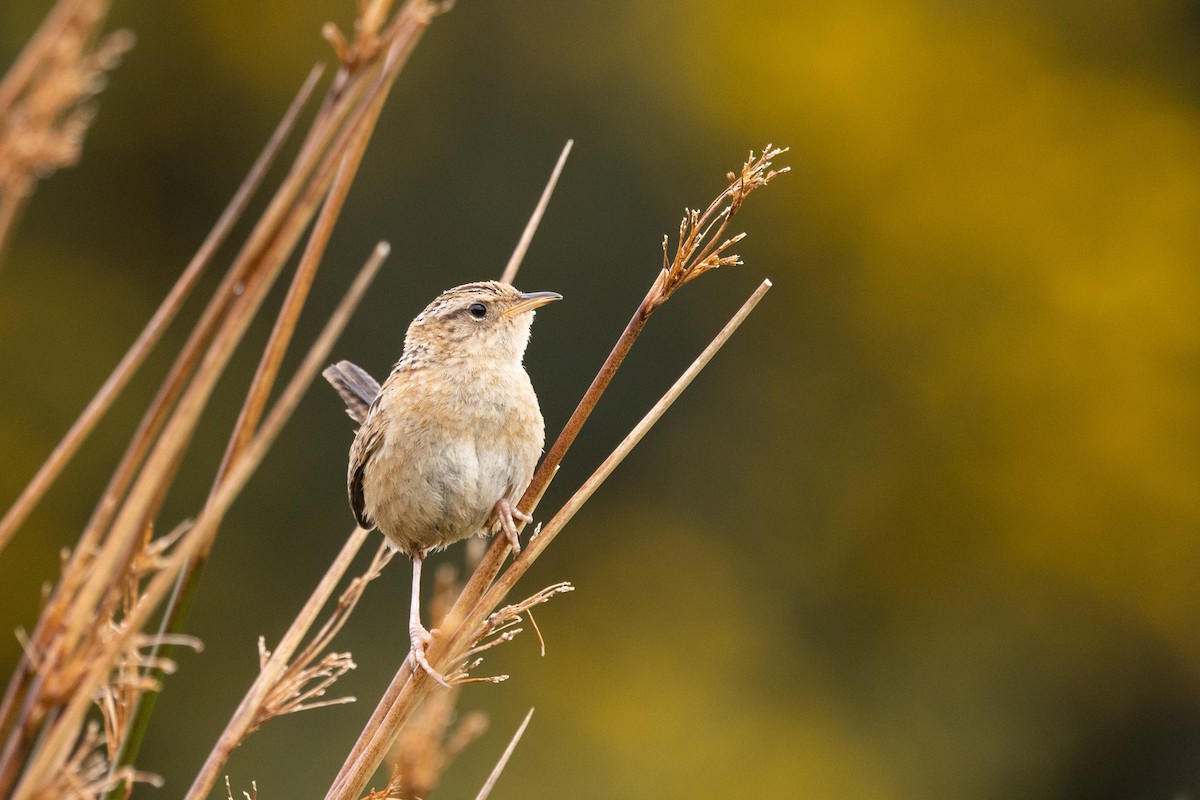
[{"left": 323, "top": 281, "right": 561, "bottom": 685}]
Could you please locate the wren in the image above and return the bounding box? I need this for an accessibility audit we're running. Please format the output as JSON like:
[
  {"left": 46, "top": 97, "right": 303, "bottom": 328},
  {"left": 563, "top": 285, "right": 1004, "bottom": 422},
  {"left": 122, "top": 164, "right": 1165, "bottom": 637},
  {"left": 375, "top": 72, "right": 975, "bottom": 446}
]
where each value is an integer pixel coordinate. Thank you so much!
[{"left": 324, "top": 281, "right": 560, "bottom": 684}]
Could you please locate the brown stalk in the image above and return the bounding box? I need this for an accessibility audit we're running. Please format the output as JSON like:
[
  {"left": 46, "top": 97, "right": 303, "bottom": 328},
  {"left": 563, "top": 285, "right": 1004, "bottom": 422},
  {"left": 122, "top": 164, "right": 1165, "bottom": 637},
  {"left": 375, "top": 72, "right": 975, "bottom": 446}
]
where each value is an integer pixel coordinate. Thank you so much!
[
  {"left": 58, "top": 0, "right": 420, "bottom": 704},
  {"left": 474, "top": 708, "right": 534, "bottom": 800},
  {"left": 0, "top": 65, "right": 330, "bottom": 790},
  {"left": 181, "top": 526, "right": 379, "bottom": 800},
  {"left": 440, "top": 145, "right": 786, "bottom": 640},
  {"left": 136, "top": 97, "right": 391, "bottom": 784},
  {"left": 499, "top": 140, "right": 573, "bottom": 285},
  {"left": 189, "top": 525, "right": 372, "bottom": 800},
  {"left": 11, "top": 241, "right": 390, "bottom": 800},
  {"left": 256, "top": 543, "right": 396, "bottom": 726},
  {"left": 59, "top": 0, "right": 425, "bottom": 569},
  {"left": 117, "top": 26, "right": 414, "bottom": 776},
  {"left": 3, "top": 3, "right": 444, "bottom": 795},
  {"left": 325, "top": 148, "right": 785, "bottom": 800},
  {"left": 0, "top": 64, "right": 323, "bottom": 557},
  {"left": 476, "top": 280, "right": 772, "bottom": 610},
  {"left": 117, "top": 0, "right": 436, "bottom": 757}
]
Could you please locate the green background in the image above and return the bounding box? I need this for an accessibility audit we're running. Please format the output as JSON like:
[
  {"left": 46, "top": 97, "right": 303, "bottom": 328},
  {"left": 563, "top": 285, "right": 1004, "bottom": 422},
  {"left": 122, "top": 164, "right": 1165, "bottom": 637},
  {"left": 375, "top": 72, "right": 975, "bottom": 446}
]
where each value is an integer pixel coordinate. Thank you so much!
[{"left": 3, "top": 1, "right": 1200, "bottom": 797}]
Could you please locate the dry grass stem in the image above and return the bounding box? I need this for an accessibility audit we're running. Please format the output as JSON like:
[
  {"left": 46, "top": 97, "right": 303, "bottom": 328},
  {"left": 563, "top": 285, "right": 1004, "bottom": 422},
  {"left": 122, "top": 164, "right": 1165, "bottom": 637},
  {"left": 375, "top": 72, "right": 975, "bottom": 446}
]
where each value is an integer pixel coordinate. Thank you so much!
[
  {"left": 179, "top": 243, "right": 392, "bottom": 800},
  {"left": 500, "top": 139, "right": 573, "bottom": 284},
  {"left": 0, "top": 0, "right": 133, "bottom": 265},
  {"left": 324, "top": 148, "right": 784, "bottom": 800},
  {"left": 125, "top": 28, "right": 413, "bottom": 780},
  {"left": 386, "top": 566, "right": 488, "bottom": 799},
  {"left": 250, "top": 544, "right": 396, "bottom": 734},
  {"left": 2, "top": 1, "right": 444, "bottom": 795},
  {"left": 0, "top": 62, "right": 322, "bottom": 557},
  {"left": 474, "top": 708, "right": 534, "bottom": 800},
  {"left": 7, "top": 239, "right": 389, "bottom": 800},
  {"left": 28, "top": 723, "right": 160, "bottom": 800},
  {"left": 251, "top": 543, "right": 395, "bottom": 732}
]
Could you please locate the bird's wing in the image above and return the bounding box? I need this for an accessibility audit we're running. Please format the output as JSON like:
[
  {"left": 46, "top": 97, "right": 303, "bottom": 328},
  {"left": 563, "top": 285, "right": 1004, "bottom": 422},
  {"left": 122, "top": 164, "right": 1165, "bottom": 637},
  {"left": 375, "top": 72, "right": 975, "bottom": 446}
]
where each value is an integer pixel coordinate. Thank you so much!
[
  {"left": 322, "top": 360, "right": 382, "bottom": 426},
  {"left": 347, "top": 418, "right": 383, "bottom": 530}
]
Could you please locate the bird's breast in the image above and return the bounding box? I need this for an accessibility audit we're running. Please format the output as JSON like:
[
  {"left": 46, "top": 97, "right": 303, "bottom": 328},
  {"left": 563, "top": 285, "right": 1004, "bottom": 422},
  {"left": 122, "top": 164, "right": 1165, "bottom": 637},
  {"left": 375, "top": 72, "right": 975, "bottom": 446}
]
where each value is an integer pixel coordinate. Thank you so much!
[{"left": 359, "top": 362, "right": 545, "bottom": 554}]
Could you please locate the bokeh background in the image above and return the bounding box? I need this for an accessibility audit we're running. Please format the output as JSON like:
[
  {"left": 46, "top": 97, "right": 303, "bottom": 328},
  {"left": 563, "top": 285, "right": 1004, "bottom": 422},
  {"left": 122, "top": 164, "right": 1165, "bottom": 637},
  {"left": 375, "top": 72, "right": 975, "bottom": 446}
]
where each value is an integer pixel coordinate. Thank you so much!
[{"left": 3, "top": 1, "right": 1200, "bottom": 797}]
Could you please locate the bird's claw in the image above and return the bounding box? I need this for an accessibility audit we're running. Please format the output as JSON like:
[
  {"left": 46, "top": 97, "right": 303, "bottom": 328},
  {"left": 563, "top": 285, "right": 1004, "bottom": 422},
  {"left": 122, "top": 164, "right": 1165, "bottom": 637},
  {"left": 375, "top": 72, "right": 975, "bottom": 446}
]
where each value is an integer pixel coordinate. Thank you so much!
[
  {"left": 493, "top": 498, "right": 533, "bottom": 555},
  {"left": 408, "top": 622, "right": 451, "bottom": 687}
]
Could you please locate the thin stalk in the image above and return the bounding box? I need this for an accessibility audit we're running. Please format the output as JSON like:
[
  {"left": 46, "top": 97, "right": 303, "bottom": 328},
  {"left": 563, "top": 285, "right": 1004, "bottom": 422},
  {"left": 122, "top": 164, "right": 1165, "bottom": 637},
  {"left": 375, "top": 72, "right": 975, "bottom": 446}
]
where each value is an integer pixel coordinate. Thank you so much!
[
  {"left": 106, "top": 69, "right": 390, "bottom": 793},
  {"left": 500, "top": 140, "right": 573, "bottom": 285},
  {"left": 0, "top": 65, "right": 325, "bottom": 784},
  {"left": 0, "top": 64, "right": 325, "bottom": 556},
  {"left": 11, "top": 242, "right": 389, "bottom": 800},
  {"left": 57, "top": 27, "right": 411, "bottom": 666},
  {"left": 479, "top": 280, "right": 771, "bottom": 607},
  {"left": 475, "top": 708, "right": 534, "bottom": 800},
  {"left": 182, "top": 527, "right": 371, "bottom": 800},
  {"left": 109, "top": 53, "right": 406, "bottom": 789}
]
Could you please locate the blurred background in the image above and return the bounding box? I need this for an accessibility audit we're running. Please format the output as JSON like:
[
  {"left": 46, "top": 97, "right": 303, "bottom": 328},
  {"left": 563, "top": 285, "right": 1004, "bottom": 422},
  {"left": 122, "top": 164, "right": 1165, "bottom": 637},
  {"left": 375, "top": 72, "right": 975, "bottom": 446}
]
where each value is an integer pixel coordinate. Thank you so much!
[{"left": 3, "top": 1, "right": 1200, "bottom": 797}]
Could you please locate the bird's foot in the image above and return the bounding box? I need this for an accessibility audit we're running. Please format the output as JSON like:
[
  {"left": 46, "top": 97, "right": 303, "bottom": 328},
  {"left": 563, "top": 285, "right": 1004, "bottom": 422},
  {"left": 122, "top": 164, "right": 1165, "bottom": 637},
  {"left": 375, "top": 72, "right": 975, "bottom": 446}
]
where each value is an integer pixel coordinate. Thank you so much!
[
  {"left": 407, "top": 621, "right": 452, "bottom": 687},
  {"left": 494, "top": 497, "right": 533, "bottom": 555}
]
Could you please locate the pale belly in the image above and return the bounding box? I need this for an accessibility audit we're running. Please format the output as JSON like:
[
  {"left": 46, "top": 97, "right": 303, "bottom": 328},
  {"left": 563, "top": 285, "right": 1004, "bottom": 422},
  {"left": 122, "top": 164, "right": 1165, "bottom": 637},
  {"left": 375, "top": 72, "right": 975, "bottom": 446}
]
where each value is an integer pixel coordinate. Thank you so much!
[{"left": 361, "top": 377, "right": 543, "bottom": 556}]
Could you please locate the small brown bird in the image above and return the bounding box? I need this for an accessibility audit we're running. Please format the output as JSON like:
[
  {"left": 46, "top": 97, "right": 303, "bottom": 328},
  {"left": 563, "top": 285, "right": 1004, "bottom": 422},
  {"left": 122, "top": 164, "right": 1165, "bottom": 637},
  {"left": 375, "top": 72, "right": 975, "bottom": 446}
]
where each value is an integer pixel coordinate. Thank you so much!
[{"left": 324, "top": 281, "right": 560, "bottom": 684}]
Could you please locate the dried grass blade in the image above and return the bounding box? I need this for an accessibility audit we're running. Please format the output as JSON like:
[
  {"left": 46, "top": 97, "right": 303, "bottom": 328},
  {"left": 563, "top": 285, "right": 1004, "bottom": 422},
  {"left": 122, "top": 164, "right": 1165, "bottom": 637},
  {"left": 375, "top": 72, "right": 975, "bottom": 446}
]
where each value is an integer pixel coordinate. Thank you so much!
[
  {"left": 182, "top": 245, "right": 391, "bottom": 800},
  {"left": 474, "top": 708, "right": 534, "bottom": 800},
  {"left": 500, "top": 140, "right": 573, "bottom": 285},
  {"left": 0, "top": 57, "right": 324, "bottom": 558},
  {"left": 480, "top": 279, "right": 773, "bottom": 606},
  {"left": 13, "top": 243, "right": 389, "bottom": 800}
]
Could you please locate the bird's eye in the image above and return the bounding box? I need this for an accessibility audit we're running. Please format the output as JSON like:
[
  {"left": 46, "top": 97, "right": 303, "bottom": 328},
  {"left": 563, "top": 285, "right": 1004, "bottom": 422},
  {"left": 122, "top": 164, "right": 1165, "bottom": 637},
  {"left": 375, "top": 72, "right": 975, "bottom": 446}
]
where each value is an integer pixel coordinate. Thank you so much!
[{"left": 468, "top": 302, "right": 487, "bottom": 319}]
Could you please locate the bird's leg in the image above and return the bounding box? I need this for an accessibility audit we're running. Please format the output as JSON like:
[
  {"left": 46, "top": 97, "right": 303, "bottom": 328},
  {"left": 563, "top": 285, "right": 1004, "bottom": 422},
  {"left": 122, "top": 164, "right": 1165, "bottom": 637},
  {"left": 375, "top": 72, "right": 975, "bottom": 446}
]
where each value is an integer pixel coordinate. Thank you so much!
[
  {"left": 407, "top": 553, "right": 451, "bottom": 687},
  {"left": 493, "top": 497, "right": 533, "bottom": 555}
]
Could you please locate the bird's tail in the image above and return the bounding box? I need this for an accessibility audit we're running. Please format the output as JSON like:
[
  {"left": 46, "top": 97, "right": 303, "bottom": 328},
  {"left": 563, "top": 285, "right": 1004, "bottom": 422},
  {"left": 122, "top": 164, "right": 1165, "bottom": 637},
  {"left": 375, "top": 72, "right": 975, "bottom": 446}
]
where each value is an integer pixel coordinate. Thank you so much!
[{"left": 322, "top": 360, "right": 381, "bottom": 425}]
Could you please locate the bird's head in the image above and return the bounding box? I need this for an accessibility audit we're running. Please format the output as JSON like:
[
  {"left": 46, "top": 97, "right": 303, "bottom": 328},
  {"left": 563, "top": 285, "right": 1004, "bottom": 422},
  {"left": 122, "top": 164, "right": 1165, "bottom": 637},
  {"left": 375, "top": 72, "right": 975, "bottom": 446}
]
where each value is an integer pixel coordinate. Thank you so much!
[{"left": 403, "top": 281, "right": 561, "bottom": 366}]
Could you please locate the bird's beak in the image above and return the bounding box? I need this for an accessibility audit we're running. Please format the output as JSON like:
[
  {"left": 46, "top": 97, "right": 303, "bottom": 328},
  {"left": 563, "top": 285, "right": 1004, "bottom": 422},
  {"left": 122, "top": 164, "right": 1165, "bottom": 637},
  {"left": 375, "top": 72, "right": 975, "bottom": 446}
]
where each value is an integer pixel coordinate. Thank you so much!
[{"left": 502, "top": 291, "right": 563, "bottom": 317}]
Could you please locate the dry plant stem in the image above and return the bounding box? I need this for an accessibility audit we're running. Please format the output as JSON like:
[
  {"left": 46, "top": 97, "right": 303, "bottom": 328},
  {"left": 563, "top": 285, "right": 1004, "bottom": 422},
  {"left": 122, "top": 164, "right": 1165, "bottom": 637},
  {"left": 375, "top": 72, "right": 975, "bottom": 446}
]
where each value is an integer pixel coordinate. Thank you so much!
[
  {"left": 499, "top": 140, "right": 573, "bottom": 285},
  {"left": 479, "top": 280, "right": 771, "bottom": 605},
  {"left": 325, "top": 464, "right": 558, "bottom": 799},
  {"left": 474, "top": 708, "right": 534, "bottom": 800},
  {"left": 61, "top": 24, "right": 402, "bottom": 565},
  {"left": 0, "top": 65, "right": 324, "bottom": 770},
  {"left": 10, "top": 243, "right": 389, "bottom": 800},
  {"left": 108, "top": 62, "right": 389, "bottom": 789},
  {"left": 0, "top": 65, "right": 325, "bottom": 559},
  {"left": 326, "top": 283, "right": 772, "bottom": 800},
  {"left": 58, "top": 24, "right": 415, "bottom": 666},
  {"left": 5, "top": 4, "right": 438, "bottom": 795},
  {"left": 182, "top": 526, "right": 372, "bottom": 800},
  {"left": 436, "top": 145, "right": 786, "bottom": 634}
]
